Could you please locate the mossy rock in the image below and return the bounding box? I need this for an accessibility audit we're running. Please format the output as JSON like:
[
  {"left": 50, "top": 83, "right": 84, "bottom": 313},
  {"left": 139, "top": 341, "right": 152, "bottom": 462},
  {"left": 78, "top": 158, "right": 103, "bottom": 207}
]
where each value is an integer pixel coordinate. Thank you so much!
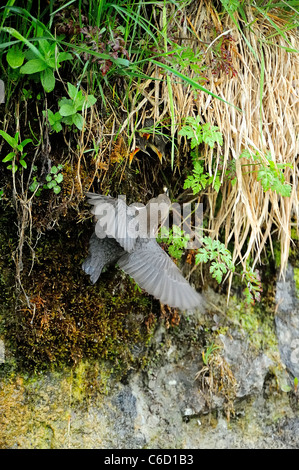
[{"left": 0, "top": 211, "right": 157, "bottom": 372}]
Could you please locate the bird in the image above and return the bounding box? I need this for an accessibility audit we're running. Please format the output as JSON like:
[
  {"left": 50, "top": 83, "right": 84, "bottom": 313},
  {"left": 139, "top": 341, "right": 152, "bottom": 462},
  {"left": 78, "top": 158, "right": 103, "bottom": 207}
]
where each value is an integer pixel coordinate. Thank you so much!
[
  {"left": 129, "top": 118, "right": 167, "bottom": 164},
  {"left": 82, "top": 192, "right": 204, "bottom": 311}
]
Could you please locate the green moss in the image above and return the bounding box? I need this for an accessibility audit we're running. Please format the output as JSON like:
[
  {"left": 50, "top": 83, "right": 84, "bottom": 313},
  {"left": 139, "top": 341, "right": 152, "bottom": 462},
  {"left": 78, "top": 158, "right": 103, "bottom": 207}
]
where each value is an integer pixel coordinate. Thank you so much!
[
  {"left": 0, "top": 213, "right": 157, "bottom": 373},
  {"left": 273, "top": 240, "right": 281, "bottom": 268},
  {"left": 291, "top": 227, "right": 299, "bottom": 241},
  {"left": 226, "top": 297, "right": 278, "bottom": 352}
]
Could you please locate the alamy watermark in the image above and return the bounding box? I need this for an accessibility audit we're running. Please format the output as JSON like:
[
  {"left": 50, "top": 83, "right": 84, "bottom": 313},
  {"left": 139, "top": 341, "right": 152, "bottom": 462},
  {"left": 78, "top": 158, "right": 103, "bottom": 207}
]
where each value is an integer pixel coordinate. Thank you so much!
[
  {"left": 91, "top": 195, "right": 203, "bottom": 249},
  {"left": 0, "top": 339, "right": 5, "bottom": 363},
  {"left": 0, "top": 80, "right": 5, "bottom": 104}
]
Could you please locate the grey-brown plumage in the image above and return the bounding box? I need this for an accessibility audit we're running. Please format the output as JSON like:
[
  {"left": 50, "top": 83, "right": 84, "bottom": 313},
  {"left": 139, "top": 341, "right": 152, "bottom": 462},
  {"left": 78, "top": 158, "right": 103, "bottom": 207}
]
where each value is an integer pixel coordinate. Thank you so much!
[{"left": 82, "top": 192, "right": 204, "bottom": 311}]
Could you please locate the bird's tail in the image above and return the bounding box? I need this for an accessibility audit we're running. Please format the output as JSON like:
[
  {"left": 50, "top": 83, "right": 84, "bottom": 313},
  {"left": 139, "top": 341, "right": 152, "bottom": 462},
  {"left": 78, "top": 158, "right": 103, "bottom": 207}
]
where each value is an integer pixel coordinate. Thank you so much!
[{"left": 82, "top": 233, "right": 106, "bottom": 284}]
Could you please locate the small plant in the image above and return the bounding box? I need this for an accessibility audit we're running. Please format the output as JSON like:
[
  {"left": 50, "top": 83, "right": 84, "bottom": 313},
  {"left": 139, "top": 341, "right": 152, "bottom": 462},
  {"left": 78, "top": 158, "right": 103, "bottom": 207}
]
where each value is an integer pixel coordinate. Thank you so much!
[
  {"left": 184, "top": 154, "right": 222, "bottom": 194},
  {"left": 220, "top": 0, "right": 244, "bottom": 14},
  {"left": 44, "top": 165, "right": 64, "bottom": 194},
  {"left": 241, "top": 266, "right": 263, "bottom": 305},
  {"left": 43, "top": 83, "right": 97, "bottom": 132},
  {"left": 29, "top": 164, "right": 64, "bottom": 195},
  {"left": 241, "top": 149, "right": 292, "bottom": 197},
  {"left": 0, "top": 130, "right": 32, "bottom": 173},
  {"left": 211, "top": 33, "right": 237, "bottom": 78},
  {"left": 202, "top": 342, "right": 221, "bottom": 365},
  {"left": 80, "top": 25, "right": 130, "bottom": 76},
  {"left": 195, "top": 236, "right": 235, "bottom": 283},
  {"left": 21, "top": 88, "right": 33, "bottom": 101},
  {"left": 157, "top": 225, "right": 190, "bottom": 259},
  {"left": 170, "top": 45, "right": 207, "bottom": 80},
  {"left": 179, "top": 117, "right": 223, "bottom": 194},
  {"left": 179, "top": 116, "right": 223, "bottom": 149},
  {"left": 5, "top": 29, "right": 72, "bottom": 93},
  {"left": 294, "top": 377, "right": 298, "bottom": 393},
  {"left": 45, "top": 109, "right": 64, "bottom": 133}
]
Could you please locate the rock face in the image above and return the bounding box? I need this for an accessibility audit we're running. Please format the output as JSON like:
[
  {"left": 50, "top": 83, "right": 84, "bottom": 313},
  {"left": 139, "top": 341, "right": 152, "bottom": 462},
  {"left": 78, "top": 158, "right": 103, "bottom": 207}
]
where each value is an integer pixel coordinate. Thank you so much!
[
  {"left": 0, "top": 268, "right": 299, "bottom": 449},
  {"left": 219, "top": 333, "right": 274, "bottom": 397},
  {"left": 275, "top": 263, "right": 299, "bottom": 379},
  {"left": 0, "top": 341, "right": 297, "bottom": 449}
]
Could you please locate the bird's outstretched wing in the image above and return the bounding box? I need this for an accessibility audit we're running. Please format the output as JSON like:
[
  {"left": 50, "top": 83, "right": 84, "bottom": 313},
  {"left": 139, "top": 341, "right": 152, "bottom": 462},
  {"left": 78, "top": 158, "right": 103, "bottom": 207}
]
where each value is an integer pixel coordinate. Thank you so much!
[
  {"left": 117, "top": 238, "right": 204, "bottom": 311},
  {"left": 86, "top": 192, "right": 142, "bottom": 252}
]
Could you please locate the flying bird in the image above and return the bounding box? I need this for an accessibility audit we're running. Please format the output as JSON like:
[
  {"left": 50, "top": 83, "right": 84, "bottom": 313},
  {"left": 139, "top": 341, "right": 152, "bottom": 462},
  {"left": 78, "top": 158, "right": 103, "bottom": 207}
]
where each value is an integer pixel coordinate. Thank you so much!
[{"left": 82, "top": 192, "right": 204, "bottom": 311}]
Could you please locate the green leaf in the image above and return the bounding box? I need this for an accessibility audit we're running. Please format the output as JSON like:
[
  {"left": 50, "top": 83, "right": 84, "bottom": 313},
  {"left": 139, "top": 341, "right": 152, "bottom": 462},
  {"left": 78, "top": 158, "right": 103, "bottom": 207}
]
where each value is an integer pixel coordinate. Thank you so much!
[
  {"left": 52, "top": 121, "right": 63, "bottom": 133},
  {"left": 61, "top": 116, "right": 73, "bottom": 126},
  {"left": 41, "top": 68, "right": 55, "bottom": 93},
  {"left": 0, "top": 130, "right": 19, "bottom": 149},
  {"left": 44, "top": 109, "right": 53, "bottom": 122},
  {"left": 73, "top": 94, "right": 85, "bottom": 111},
  {"left": 20, "top": 138, "right": 32, "bottom": 148},
  {"left": 29, "top": 179, "right": 39, "bottom": 192},
  {"left": 158, "top": 226, "right": 170, "bottom": 240},
  {"left": 19, "top": 159, "right": 27, "bottom": 169},
  {"left": 46, "top": 180, "right": 55, "bottom": 189},
  {"left": 53, "top": 185, "right": 61, "bottom": 194},
  {"left": 7, "top": 48, "right": 24, "bottom": 69},
  {"left": 67, "top": 83, "right": 78, "bottom": 100},
  {"left": 86, "top": 95, "right": 97, "bottom": 106},
  {"left": 58, "top": 97, "right": 71, "bottom": 107},
  {"left": 168, "top": 245, "right": 183, "bottom": 259},
  {"left": 279, "top": 184, "right": 292, "bottom": 197},
  {"left": 55, "top": 173, "right": 63, "bottom": 183},
  {"left": 72, "top": 113, "right": 84, "bottom": 130},
  {"left": 240, "top": 149, "right": 252, "bottom": 160},
  {"left": 59, "top": 103, "right": 76, "bottom": 116},
  {"left": 1, "top": 27, "right": 43, "bottom": 60},
  {"left": 44, "top": 110, "right": 62, "bottom": 132},
  {"left": 38, "top": 39, "right": 51, "bottom": 55},
  {"left": 257, "top": 167, "right": 273, "bottom": 191},
  {"left": 212, "top": 176, "right": 221, "bottom": 193},
  {"left": 210, "top": 262, "right": 226, "bottom": 283},
  {"left": 45, "top": 174, "right": 52, "bottom": 182},
  {"left": 57, "top": 52, "right": 72, "bottom": 64},
  {"left": 50, "top": 166, "right": 58, "bottom": 174},
  {"left": 195, "top": 249, "right": 209, "bottom": 264},
  {"left": 20, "top": 58, "right": 48, "bottom": 74},
  {"left": 202, "top": 123, "right": 223, "bottom": 148},
  {"left": 52, "top": 111, "right": 62, "bottom": 123},
  {"left": 2, "top": 152, "right": 15, "bottom": 162},
  {"left": 45, "top": 57, "right": 56, "bottom": 69}
]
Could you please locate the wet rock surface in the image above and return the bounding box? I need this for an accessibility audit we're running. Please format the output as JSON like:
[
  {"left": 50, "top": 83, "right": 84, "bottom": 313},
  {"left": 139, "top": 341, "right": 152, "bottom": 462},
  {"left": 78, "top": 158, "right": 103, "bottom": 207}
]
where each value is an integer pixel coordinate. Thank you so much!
[
  {"left": 0, "top": 268, "right": 299, "bottom": 449},
  {"left": 275, "top": 263, "right": 299, "bottom": 379}
]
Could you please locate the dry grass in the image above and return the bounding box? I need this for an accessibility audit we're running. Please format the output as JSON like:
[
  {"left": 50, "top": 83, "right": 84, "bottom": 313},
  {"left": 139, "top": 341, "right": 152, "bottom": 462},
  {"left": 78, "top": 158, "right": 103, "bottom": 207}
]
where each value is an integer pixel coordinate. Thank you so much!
[{"left": 112, "top": 0, "right": 298, "bottom": 275}]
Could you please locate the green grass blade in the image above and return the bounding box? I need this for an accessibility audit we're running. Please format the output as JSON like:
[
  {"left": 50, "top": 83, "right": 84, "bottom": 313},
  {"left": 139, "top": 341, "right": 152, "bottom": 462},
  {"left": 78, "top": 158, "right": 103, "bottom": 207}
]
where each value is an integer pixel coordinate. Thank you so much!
[
  {"left": 0, "top": 26, "right": 43, "bottom": 59},
  {"left": 150, "top": 59, "right": 242, "bottom": 112},
  {"left": 254, "top": 4, "right": 297, "bottom": 50},
  {"left": 0, "top": 1, "right": 16, "bottom": 28},
  {"left": 107, "top": 3, "right": 160, "bottom": 47}
]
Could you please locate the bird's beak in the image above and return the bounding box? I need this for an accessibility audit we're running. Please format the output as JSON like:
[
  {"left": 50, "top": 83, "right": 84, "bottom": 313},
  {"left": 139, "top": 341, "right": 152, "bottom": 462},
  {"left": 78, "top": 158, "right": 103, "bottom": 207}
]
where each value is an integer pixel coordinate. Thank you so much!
[{"left": 146, "top": 142, "right": 163, "bottom": 162}]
